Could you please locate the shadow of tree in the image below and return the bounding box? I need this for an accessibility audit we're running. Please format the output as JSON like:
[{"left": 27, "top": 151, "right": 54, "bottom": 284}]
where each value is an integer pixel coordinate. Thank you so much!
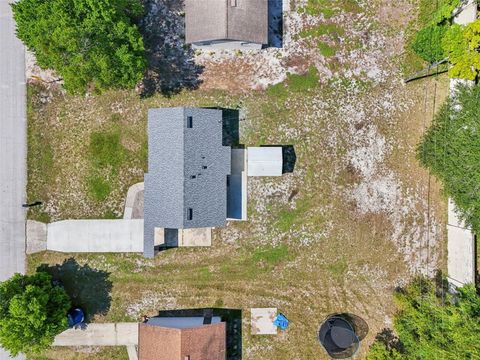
[
  {"left": 139, "top": 0, "right": 203, "bottom": 97},
  {"left": 37, "top": 258, "right": 112, "bottom": 322}
]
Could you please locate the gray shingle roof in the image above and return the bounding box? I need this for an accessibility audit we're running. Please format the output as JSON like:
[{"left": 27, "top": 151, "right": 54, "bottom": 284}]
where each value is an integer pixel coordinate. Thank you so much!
[
  {"left": 143, "top": 108, "right": 231, "bottom": 258},
  {"left": 185, "top": 0, "right": 268, "bottom": 45}
]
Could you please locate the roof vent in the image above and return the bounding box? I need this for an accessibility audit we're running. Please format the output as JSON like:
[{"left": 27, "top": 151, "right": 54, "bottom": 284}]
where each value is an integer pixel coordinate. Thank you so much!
[{"left": 230, "top": 0, "right": 237, "bottom": 7}]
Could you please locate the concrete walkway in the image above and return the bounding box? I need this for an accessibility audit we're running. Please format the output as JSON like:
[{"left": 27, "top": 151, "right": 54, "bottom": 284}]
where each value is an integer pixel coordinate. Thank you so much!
[
  {"left": 447, "top": 200, "right": 476, "bottom": 287},
  {"left": 0, "top": 0, "right": 27, "bottom": 358}
]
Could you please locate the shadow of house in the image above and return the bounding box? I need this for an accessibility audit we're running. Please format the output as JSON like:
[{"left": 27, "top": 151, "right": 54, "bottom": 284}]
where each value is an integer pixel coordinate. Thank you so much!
[
  {"left": 37, "top": 258, "right": 112, "bottom": 322},
  {"left": 139, "top": 0, "right": 203, "bottom": 97},
  {"left": 260, "top": 145, "right": 297, "bottom": 174},
  {"left": 268, "top": 0, "right": 283, "bottom": 48},
  {"left": 221, "top": 108, "right": 241, "bottom": 148},
  {"left": 203, "top": 107, "right": 242, "bottom": 148},
  {"left": 155, "top": 308, "right": 242, "bottom": 360}
]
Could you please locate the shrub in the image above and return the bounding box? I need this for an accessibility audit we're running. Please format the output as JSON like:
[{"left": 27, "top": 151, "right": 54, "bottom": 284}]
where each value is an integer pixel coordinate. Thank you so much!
[
  {"left": 0, "top": 272, "right": 71, "bottom": 356},
  {"left": 366, "top": 341, "right": 403, "bottom": 360},
  {"left": 12, "top": 0, "right": 146, "bottom": 94},
  {"left": 412, "top": 24, "right": 448, "bottom": 62},
  {"left": 417, "top": 84, "right": 480, "bottom": 232},
  {"left": 443, "top": 21, "right": 480, "bottom": 80},
  {"left": 367, "top": 277, "right": 480, "bottom": 359}
]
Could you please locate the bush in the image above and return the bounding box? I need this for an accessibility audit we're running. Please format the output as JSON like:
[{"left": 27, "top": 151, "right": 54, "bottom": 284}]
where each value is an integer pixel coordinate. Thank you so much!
[
  {"left": 443, "top": 21, "right": 480, "bottom": 80},
  {"left": 412, "top": 25, "right": 448, "bottom": 62},
  {"left": 417, "top": 84, "right": 480, "bottom": 232},
  {"left": 12, "top": 0, "right": 146, "bottom": 94},
  {"left": 367, "top": 277, "right": 480, "bottom": 359},
  {"left": 0, "top": 272, "right": 71, "bottom": 356},
  {"left": 409, "top": 0, "right": 460, "bottom": 68},
  {"left": 366, "top": 341, "right": 403, "bottom": 360}
]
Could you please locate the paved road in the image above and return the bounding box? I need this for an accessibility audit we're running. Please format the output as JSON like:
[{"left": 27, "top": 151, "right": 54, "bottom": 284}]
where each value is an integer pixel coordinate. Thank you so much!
[{"left": 0, "top": 0, "right": 27, "bottom": 359}]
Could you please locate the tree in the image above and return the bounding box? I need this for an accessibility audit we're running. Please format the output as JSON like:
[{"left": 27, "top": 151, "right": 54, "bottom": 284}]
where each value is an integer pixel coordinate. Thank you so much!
[
  {"left": 11, "top": 0, "right": 146, "bottom": 94},
  {"left": 412, "top": 24, "right": 448, "bottom": 63},
  {"left": 0, "top": 272, "right": 71, "bottom": 356},
  {"left": 417, "top": 84, "right": 480, "bottom": 233},
  {"left": 367, "top": 277, "right": 480, "bottom": 359},
  {"left": 442, "top": 21, "right": 480, "bottom": 80}
]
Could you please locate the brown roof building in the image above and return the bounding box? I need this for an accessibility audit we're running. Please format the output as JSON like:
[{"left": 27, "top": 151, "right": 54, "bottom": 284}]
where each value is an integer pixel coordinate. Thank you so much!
[
  {"left": 185, "top": 0, "right": 268, "bottom": 50},
  {"left": 138, "top": 316, "right": 226, "bottom": 360}
]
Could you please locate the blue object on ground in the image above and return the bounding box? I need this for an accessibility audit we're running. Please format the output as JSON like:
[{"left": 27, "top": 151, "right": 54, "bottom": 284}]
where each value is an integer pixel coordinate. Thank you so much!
[
  {"left": 67, "top": 308, "right": 85, "bottom": 327},
  {"left": 273, "top": 313, "right": 289, "bottom": 330}
]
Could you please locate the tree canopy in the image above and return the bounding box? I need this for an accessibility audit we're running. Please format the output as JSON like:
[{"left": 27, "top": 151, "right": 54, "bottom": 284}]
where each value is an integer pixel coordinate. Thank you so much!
[
  {"left": 367, "top": 277, "right": 480, "bottom": 359},
  {"left": 412, "top": 24, "right": 448, "bottom": 63},
  {"left": 417, "top": 84, "right": 480, "bottom": 233},
  {"left": 443, "top": 21, "right": 480, "bottom": 80},
  {"left": 12, "top": 0, "right": 146, "bottom": 94},
  {"left": 0, "top": 272, "right": 71, "bottom": 356}
]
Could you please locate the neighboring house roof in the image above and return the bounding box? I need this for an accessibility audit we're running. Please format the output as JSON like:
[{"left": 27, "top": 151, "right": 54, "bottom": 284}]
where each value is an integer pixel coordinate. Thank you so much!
[
  {"left": 143, "top": 107, "right": 231, "bottom": 257},
  {"left": 185, "top": 0, "right": 269, "bottom": 45},
  {"left": 138, "top": 319, "right": 226, "bottom": 360}
]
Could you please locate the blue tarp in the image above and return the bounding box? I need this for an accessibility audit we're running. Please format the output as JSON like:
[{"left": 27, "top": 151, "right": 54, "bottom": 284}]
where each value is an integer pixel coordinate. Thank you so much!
[{"left": 273, "top": 313, "right": 289, "bottom": 330}]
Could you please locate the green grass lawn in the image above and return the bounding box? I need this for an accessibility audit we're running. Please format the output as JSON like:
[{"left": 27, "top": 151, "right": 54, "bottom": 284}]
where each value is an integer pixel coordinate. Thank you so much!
[{"left": 25, "top": 1, "right": 449, "bottom": 359}]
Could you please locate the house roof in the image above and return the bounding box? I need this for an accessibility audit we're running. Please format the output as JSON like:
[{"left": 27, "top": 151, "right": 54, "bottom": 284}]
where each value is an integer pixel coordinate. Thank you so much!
[
  {"left": 138, "top": 321, "right": 226, "bottom": 360},
  {"left": 143, "top": 108, "right": 231, "bottom": 258},
  {"left": 185, "top": 0, "right": 269, "bottom": 45}
]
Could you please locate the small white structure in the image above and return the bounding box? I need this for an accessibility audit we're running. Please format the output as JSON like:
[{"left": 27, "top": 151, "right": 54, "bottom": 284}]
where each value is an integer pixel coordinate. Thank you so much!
[
  {"left": 247, "top": 147, "right": 283, "bottom": 177},
  {"left": 251, "top": 308, "right": 277, "bottom": 335},
  {"left": 447, "top": 200, "right": 476, "bottom": 287}
]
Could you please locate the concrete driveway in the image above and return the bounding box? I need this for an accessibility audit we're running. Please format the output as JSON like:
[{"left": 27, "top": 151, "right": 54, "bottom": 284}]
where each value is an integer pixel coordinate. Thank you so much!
[{"left": 0, "top": 1, "right": 27, "bottom": 359}]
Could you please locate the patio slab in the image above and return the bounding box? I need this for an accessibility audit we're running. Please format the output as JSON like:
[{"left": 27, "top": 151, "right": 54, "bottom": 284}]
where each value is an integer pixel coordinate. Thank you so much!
[
  {"left": 179, "top": 228, "right": 212, "bottom": 246},
  {"left": 251, "top": 308, "right": 277, "bottom": 335}
]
